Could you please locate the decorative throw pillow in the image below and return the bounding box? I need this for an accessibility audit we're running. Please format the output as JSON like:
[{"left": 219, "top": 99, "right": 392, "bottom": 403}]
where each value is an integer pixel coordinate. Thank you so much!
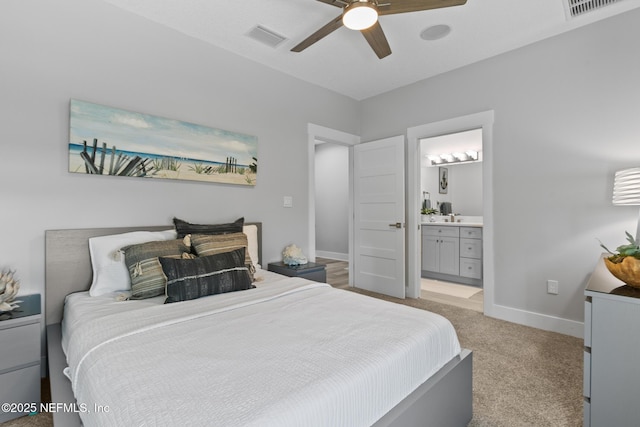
[
  {"left": 190, "top": 232, "right": 256, "bottom": 281},
  {"left": 122, "top": 239, "right": 192, "bottom": 299},
  {"left": 88, "top": 230, "right": 177, "bottom": 296},
  {"left": 173, "top": 217, "right": 244, "bottom": 239},
  {"left": 242, "top": 224, "right": 260, "bottom": 270},
  {"left": 160, "top": 248, "right": 253, "bottom": 304}
]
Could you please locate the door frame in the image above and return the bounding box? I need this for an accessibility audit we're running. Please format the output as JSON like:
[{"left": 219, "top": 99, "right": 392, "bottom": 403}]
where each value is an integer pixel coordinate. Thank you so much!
[
  {"left": 307, "top": 123, "right": 360, "bottom": 283},
  {"left": 406, "top": 111, "right": 495, "bottom": 317}
]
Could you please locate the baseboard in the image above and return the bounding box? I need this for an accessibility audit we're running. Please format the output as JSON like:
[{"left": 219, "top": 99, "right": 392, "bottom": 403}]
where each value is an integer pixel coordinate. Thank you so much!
[
  {"left": 316, "top": 251, "right": 348, "bottom": 261},
  {"left": 486, "top": 303, "right": 584, "bottom": 338}
]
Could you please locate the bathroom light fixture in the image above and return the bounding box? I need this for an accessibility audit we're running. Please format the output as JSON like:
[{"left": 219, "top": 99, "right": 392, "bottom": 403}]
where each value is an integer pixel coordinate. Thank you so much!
[
  {"left": 343, "top": 1, "right": 378, "bottom": 30},
  {"left": 613, "top": 167, "right": 640, "bottom": 241},
  {"left": 427, "top": 150, "right": 479, "bottom": 166}
]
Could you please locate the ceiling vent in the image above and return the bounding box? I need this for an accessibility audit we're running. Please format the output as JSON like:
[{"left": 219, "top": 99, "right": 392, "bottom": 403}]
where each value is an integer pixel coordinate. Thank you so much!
[
  {"left": 564, "top": 0, "right": 622, "bottom": 19},
  {"left": 246, "top": 25, "right": 287, "bottom": 48}
]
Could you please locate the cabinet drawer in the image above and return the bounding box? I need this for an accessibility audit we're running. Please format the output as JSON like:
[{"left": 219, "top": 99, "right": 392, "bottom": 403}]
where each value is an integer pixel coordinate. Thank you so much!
[
  {"left": 460, "top": 258, "right": 482, "bottom": 279},
  {"left": 460, "top": 227, "right": 482, "bottom": 239},
  {"left": 0, "top": 364, "right": 40, "bottom": 423},
  {"left": 584, "top": 400, "right": 591, "bottom": 427},
  {"left": 583, "top": 351, "right": 591, "bottom": 398},
  {"left": 584, "top": 299, "right": 592, "bottom": 348},
  {"left": 422, "top": 226, "right": 459, "bottom": 238},
  {"left": 0, "top": 322, "right": 40, "bottom": 372},
  {"left": 460, "top": 238, "right": 482, "bottom": 259}
]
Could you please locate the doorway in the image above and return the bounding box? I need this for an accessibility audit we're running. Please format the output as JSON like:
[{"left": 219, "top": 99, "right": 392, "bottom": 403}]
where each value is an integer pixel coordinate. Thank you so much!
[
  {"left": 419, "top": 129, "right": 484, "bottom": 312},
  {"left": 315, "top": 141, "right": 350, "bottom": 288},
  {"left": 407, "top": 111, "right": 495, "bottom": 317},
  {"left": 307, "top": 123, "right": 359, "bottom": 286}
]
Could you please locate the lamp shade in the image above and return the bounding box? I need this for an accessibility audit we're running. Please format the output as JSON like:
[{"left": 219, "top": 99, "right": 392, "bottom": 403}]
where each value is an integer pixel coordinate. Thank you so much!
[
  {"left": 613, "top": 168, "right": 640, "bottom": 205},
  {"left": 343, "top": 2, "right": 378, "bottom": 30}
]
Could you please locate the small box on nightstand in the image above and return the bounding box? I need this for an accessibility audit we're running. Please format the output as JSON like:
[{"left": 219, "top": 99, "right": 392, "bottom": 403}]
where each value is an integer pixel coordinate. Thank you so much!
[{"left": 268, "top": 261, "right": 327, "bottom": 283}]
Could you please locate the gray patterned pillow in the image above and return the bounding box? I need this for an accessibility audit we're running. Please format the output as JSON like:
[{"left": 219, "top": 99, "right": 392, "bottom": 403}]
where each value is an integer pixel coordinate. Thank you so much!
[
  {"left": 122, "top": 239, "right": 191, "bottom": 299},
  {"left": 190, "top": 232, "right": 255, "bottom": 281},
  {"left": 160, "top": 248, "right": 253, "bottom": 304}
]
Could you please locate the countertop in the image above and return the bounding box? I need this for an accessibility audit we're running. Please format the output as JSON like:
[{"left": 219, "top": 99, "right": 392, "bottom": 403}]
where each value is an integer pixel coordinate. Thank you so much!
[
  {"left": 586, "top": 254, "right": 640, "bottom": 299},
  {"left": 421, "top": 221, "right": 483, "bottom": 227}
]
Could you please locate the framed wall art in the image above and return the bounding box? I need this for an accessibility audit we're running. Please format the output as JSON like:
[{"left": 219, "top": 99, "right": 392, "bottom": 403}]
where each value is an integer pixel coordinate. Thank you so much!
[
  {"left": 68, "top": 99, "right": 258, "bottom": 186},
  {"left": 438, "top": 167, "right": 448, "bottom": 194}
]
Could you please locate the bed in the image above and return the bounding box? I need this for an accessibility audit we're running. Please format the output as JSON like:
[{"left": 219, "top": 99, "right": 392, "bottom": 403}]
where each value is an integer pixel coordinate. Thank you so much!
[{"left": 44, "top": 222, "right": 472, "bottom": 427}]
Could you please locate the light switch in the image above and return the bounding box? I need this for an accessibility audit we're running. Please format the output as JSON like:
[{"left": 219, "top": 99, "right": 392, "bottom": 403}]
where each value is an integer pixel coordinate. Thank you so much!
[{"left": 283, "top": 196, "right": 293, "bottom": 208}]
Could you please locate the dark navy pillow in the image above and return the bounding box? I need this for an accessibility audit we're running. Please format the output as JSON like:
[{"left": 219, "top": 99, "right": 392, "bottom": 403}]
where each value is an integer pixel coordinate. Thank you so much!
[
  {"left": 173, "top": 217, "right": 244, "bottom": 239},
  {"left": 160, "top": 247, "right": 253, "bottom": 304}
]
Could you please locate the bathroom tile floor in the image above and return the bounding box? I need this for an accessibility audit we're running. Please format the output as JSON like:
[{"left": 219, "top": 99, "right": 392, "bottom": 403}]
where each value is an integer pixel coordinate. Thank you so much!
[{"left": 420, "top": 279, "right": 483, "bottom": 312}]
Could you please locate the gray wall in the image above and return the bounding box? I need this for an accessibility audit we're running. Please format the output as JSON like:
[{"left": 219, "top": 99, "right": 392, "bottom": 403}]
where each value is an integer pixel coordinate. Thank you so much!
[
  {"left": 3, "top": 0, "right": 639, "bottom": 331},
  {"left": 361, "top": 9, "right": 640, "bottom": 323},
  {"left": 315, "top": 143, "right": 349, "bottom": 258},
  {"left": 0, "top": 0, "right": 360, "bottom": 298}
]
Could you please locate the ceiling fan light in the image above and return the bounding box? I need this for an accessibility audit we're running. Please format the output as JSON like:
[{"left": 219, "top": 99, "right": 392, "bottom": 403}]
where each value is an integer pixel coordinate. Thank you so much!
[{"left": 343, "top": 2, "right": 378, "bottom": 31}]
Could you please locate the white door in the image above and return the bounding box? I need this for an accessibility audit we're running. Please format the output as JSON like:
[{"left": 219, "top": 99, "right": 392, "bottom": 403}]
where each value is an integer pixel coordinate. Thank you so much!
[{"left": 353, "top": 136, "right": 405, "bottom": 298}]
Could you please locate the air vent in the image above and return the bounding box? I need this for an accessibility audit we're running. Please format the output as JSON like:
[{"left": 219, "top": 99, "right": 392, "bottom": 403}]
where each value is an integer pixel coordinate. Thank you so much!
[
  {"left": 246, "top": 25, "right": 287, "bottom": 48},
  {"left": 564, "top": 0, "right": 622, "bottom": 19}
]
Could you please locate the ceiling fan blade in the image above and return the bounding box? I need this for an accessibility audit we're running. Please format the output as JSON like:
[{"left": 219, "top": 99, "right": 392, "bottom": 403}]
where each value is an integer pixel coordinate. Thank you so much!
[
  {"left": 316, "top": 0, "right": 347, "bottom": 8},
  {"left": 378, "top": 0, "right": 467, "bottom": 16},
  {"left": 361, "top": 21, "right": 392, "bottom": 59},
  {"left": 291, "top": 15, "right": 344, "bottom": 53}
]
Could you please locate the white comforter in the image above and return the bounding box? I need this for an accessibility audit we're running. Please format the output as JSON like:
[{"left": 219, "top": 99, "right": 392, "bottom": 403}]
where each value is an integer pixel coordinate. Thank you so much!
[{"left": 63, "top": 272, "right": 461, "bottom": 427}]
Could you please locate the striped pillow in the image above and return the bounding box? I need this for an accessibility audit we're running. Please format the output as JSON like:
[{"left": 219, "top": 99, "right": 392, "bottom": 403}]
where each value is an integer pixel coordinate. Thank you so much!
[
  {"left": 190, "top": 232, "right": 255, "bottom": 281},
  {"left": 161, "top": 248, "right": 253, "bottom": 304},
  {"left": 122, "top": 239, "right": 191, "bottom": 299}
]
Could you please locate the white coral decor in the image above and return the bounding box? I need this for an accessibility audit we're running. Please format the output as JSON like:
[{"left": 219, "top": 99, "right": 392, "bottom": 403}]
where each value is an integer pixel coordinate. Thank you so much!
[
  {"left": 0, "top": 269, "right": 21, "bottom": 312},
  {"left": 282, "top": 244, "right": 308, "bottom": 266}
]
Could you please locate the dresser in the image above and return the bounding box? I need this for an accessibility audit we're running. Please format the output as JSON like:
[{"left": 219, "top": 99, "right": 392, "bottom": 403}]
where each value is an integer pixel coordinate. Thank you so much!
[
  {"left": 0, "top": 294, "right": 41, "bottom": 422},
  {"left": 584, "top": 256, "right": 640, "bottom": 427}
]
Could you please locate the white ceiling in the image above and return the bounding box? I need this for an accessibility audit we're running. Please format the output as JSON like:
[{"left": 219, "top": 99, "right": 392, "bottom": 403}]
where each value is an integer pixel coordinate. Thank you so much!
[{"left": 101, "top": 0, "right": 639, "bottom": 100}]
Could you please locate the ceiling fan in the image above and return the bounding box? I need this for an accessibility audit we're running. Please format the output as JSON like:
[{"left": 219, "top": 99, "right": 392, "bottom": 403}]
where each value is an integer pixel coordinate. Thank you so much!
[{"left": 291, "top": 0, "right": 467, "bottom": 59}]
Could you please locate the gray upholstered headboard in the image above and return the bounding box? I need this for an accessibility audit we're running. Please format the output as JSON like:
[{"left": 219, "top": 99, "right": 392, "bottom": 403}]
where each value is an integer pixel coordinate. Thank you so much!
[{"left": 44, "top": 223, "right": 262, "bottom": 326}]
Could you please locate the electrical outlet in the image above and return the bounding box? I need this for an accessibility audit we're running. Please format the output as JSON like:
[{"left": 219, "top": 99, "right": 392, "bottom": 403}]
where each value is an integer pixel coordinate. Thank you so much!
[
  {"left": 547, "top": 280, "right": 559, "bottom": 295},
  {"left": 283, "top": 196, "right": 293, "bottom": 208}
]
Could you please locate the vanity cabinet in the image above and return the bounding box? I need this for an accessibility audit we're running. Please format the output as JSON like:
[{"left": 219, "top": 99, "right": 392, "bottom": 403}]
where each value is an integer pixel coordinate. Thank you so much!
[
  {"left": 422, "top": 226, "right": 459, "bottom": 276},
  {"left": 459, "top": 227, "right": 482, "bottom": 281},
  {"left": 422, "top": 225, "right": 482, "bottom": 287}
]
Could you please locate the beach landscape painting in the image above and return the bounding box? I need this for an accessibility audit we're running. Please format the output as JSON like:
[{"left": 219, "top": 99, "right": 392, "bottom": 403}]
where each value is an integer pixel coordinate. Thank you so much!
[{"left": 69, "top": 99, "right": 258, "bottom": 185}]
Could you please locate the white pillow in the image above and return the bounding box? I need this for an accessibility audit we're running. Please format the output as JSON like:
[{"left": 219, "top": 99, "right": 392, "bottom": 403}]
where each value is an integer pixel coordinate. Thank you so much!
[
  {"left": 242, "top": 225, "right": 260, "bottom": 270},
  {"left": 88, "top": 230, "right": 177, "bottom": 296}
]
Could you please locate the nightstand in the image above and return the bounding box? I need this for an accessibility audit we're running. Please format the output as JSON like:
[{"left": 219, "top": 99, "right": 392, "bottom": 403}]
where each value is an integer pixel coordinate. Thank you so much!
[
  {"left": 0, "top": 294, "right": 41, "bottom": 422},
  {"left": 268, "top": 261, "right": 327, "bottom": 283}
]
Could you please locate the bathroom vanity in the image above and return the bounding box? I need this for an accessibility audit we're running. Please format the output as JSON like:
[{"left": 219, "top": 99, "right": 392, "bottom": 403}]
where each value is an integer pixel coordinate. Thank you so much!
[{"left": 421, "top": 219, "right": 483, "bottom": 287}]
